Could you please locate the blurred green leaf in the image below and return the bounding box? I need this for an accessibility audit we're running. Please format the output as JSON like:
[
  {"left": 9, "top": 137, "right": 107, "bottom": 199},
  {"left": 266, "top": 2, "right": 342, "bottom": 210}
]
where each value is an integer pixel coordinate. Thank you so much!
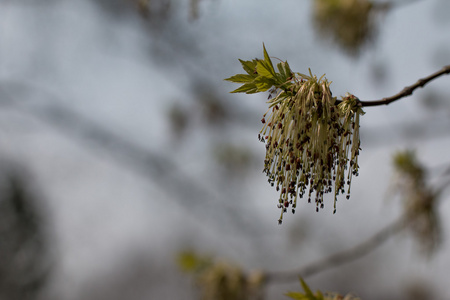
[
  {"left": 256, "top": 60, "right": 275, "bottom": 78},
  {"left": 224, "top": 74, "right": 255, "bottom": 83},
  {"left": 177, "top": 251, "right": 211, "bottom": 272},
  {"left": 239, "top": 59, "right": 257, "bottom": 75},
  {"left": 262, "top": 43, "right": 275, "bottom": 75},
  {"left": 284, "top": 61, "right": 293, "bottom": 78},
  {"left": 285, "top": 291, "right": 309, "bottom": 300},
  {"left": 229, "top": 83, "right": 259, "bottom": 94},
  {"left": 277, "top": 62, "right": 288, "bottom": 80},
  {"left": 254, "top": 77, "right": 275, "bottom": 92},
  {"left": 299, "top": 278, "right": 319, "bottom": 300},
  {"left": 285, "top": 278, "right": 327, "bottom": 300}
]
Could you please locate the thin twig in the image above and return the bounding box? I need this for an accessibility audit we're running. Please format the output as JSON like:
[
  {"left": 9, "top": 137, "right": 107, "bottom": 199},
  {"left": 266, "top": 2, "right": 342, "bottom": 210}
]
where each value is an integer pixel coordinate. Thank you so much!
[
  {"left": 358, "top": 65, "right": 450, "bottom": 107},
  {"left": 264, "top": 217, "right": 408, "bottom": 283}
]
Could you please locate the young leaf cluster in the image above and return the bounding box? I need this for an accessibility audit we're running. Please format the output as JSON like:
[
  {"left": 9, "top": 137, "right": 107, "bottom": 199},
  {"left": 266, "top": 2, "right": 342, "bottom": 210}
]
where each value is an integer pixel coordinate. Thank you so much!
[
  {"left": 225, "top": 44, "right": 293, "bottom": 94},
  {"left": 226, "top": 45, "right": 365, "bottom": 223}
]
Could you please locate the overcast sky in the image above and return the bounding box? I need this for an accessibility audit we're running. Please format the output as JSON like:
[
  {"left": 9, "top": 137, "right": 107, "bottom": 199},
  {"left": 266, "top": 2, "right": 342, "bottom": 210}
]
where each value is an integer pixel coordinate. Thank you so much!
[{"left": 1, "top": 0, "right": 450, "bottom": 299}]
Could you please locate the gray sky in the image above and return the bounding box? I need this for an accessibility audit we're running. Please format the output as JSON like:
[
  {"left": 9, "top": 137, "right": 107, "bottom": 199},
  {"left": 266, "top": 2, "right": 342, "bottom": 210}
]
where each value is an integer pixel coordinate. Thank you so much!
[{"left": 1, "top": 0, "right": 450, "bottom": 299}]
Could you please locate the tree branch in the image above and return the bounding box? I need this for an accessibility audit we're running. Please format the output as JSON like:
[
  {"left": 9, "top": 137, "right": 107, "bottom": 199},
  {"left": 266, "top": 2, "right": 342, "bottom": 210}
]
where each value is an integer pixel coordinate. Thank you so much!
[
  {"left": 358, "top": 65, "right": 450, "bottom": 107},
  {"left": 264, "top": 217, "right": 408, "bottom": 283}
]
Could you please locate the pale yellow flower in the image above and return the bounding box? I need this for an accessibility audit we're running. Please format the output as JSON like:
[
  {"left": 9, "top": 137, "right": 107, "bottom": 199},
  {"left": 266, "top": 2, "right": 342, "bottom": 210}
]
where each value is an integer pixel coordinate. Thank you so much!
[{"left": 260, "top": 71, "right": 364, "bottom": 223}]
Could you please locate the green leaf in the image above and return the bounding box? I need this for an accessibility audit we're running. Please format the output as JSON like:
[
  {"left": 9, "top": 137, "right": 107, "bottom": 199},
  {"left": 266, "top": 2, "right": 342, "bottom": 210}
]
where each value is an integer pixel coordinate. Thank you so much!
[
  {"left": 256, "top": 60, "right": 275, "bottom": 78},
  {"left": 285, "top": 291, "right": 308, "bottom": 300},
  {"left": 262, "top": 43, "right": 275, "bottom": 74},
  {"left": 284, "top": 61, "right": 293, "bottom": 78},
  {"left": 315, "top": 291, "right": 324, "bottom": 300},
  {"left": 239, "top": 59, "right": 257, "bottom": 75},
  {"left": 299, "top": 278, "right": 317, "bottom": 300},
  {"left": 254, "top": 77, "right": 275, "bottom": 92},
  {"left": 225, "top": 73, "right": 255, "bottom": 83},
  {"left": 285, "top": 279, "right": 327, "bottom": 300},
  {"left": 177, "top": 251, "right": 211, "bottom": 272},
  {"left": 230, "top": 83, "right": 258, "bottom": 94},
  {"left": 277, "top": 62, "right": 287, "bottom": 80}
]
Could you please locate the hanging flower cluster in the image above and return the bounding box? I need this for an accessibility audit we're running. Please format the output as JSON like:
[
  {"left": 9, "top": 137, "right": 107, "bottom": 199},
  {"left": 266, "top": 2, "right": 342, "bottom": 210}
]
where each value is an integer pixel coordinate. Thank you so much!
[
  {"left": 261, "top": 79, "right": 364, "bottom": 223},
  {"left": 226, "top": 45, "right": 364, "bottom": 224}
]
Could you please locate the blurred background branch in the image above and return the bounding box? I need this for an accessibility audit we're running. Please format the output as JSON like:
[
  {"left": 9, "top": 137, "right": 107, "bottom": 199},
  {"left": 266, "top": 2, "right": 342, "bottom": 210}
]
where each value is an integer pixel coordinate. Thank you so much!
[
  {"left": 0, "top": 166, "right": 52, "bottom": 300},
  {"left": 265, "top": 216, "right": 407, "bottom": 283}
]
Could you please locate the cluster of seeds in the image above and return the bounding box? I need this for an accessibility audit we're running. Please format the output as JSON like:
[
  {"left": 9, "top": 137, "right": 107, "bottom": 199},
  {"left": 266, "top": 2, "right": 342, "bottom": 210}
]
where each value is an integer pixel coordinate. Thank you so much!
[{"left": 258, "top": 72, "right": 364, "bottom": 224}]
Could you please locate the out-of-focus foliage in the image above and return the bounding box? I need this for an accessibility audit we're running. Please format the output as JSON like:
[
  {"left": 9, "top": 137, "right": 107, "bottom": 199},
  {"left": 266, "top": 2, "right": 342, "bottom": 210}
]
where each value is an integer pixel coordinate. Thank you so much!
[
  {"left": 393, "top": 150, "right": 441, "bottom": 255},
  {"left": 403, "top": 279, "right": 435, "bottom": 300},
  {"left": 419, "top": 90, "right": 449, "bottom": 113},
  {"left": 196, "top": 91, "right": 228, "bottom": 126},
  {"left": 286, "top": 278, "right": 361, "bottom": 300},
  {"left": 177, "top": 251, "right": 264, "bottom": 300},
  {"left": 213, "top": 144, "right": 253, "bottom": 175},
  {"left": 168, "top": 104, "right": 190, "bottom": 139},
  {"left": 313, "top": 0, "right": 389, "bottom": 56},
  {"left": 178, "top": 250, "right": 213, "bottom": 273},
  {"left": 0, "top": 170, "right": 50, "bottom": 300},
  {"left": 133, "top": 0, "right": 171, "bottom": 19},
  {"left": 189, "top": 0, "right": 203, "bottom": 20},
  {"left": 167, "top": 84, "right": 230, "bottom": 140},
  {"left": 132, "top": 0, "right": 203, "bottom": 20},
  {"left": 226, "top": 45, "right": 365, "bottom": 223}
]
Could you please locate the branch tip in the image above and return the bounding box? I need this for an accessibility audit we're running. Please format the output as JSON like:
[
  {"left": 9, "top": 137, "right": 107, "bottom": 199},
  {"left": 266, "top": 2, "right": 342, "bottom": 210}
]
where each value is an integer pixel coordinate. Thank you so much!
[{"left": 358, "top": 65, "right": 450, "bottom": 107}]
